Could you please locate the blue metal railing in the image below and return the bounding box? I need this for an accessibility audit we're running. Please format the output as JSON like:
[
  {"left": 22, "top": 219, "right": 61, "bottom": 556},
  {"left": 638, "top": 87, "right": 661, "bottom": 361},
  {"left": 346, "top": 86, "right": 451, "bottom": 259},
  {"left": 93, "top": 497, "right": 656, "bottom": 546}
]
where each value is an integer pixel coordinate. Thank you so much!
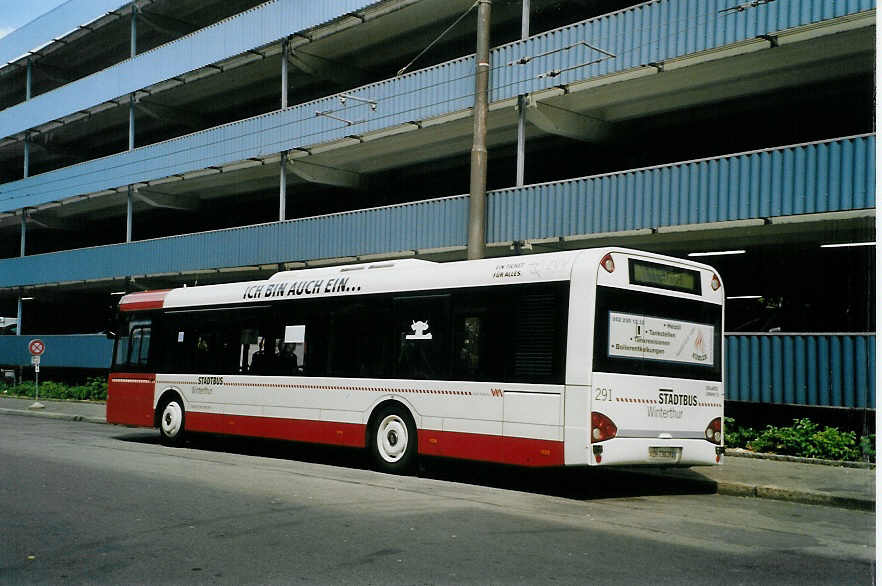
[
  {"left": 0, "top": 134, "right": 871, "bottom": 288},
  {"left": 0, "top": 0, "right": 384, "bottom": 138},
  {"left": 0, "top": 0, "right": 130, "bottom": 68},
  {"left": 0, "top": 0, "right": 874, "bottom": 212},
  {"left": 487, "top": 134, "right": 875, "bottom": 241},
  {"left": 726, "top": 334, "right": 876, "bottom": 408},
  {"left": 0, "top": 335, "right": 113, "bottom": 369}
]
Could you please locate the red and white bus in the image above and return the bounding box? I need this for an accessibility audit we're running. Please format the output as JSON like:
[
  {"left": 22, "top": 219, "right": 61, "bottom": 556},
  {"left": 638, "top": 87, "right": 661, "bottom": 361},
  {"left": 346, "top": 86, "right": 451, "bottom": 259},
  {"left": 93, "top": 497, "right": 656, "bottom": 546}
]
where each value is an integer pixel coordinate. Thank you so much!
[{"left": 107, "top": 248, "right": 725, "bottom": 473}]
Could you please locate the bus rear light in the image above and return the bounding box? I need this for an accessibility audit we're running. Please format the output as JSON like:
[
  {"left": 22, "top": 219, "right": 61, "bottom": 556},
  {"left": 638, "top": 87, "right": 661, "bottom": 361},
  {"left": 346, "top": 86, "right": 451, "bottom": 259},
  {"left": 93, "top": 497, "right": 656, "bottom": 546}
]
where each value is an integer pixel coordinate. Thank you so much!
[
  {"left": 591, "top": 412, "right": 617, "bottom": 443},
  {"left": 710, "top": 274, "right": 721, "bottom": 291},
  {"left": 704, "top": 417, "right": 722, "bottom": 445},
  {"left": 600, "top": 253, "right": 615, "bottom": 273}
]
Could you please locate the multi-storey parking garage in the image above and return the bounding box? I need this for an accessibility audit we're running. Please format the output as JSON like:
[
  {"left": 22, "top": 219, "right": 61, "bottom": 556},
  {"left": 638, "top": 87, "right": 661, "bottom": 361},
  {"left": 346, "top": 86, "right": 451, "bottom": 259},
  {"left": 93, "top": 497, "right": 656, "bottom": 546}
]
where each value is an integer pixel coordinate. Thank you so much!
[{"left": 0, "top": 0, "right": 874, "bottom": 419}]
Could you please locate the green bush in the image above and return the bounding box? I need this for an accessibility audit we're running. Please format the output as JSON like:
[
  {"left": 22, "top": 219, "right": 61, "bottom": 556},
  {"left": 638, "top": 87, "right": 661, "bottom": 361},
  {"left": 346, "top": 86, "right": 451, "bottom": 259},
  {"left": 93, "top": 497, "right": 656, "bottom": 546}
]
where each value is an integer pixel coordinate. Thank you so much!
[
  {"left": 725, "top": 417, "right": 870, "bottom": 462},
  {"left": 724, "top": 417, "right": 758, "bottom": 449},
  {"left": 0, "top": 377, "right": 107, "bottom": 402}
]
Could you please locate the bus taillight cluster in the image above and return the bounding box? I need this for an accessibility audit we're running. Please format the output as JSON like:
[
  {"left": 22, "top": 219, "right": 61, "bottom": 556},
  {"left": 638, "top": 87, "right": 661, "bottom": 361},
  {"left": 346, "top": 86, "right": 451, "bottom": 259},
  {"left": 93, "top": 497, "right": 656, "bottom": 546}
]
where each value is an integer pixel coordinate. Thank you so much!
[
  {"left": 591, "top": 411, "right": 618, "bottom": 443},
  {"left": 704, "top": 417, "right": 722, "bottom": 444}
]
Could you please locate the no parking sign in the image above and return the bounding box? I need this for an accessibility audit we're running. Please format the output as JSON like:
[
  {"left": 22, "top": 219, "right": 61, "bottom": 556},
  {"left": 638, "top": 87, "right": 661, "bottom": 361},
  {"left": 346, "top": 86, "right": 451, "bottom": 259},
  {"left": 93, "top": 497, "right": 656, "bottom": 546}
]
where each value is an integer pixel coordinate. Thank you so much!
[
  {"left": 26, "top": 339, "right": 45, "bottom": 409},
  {"left": 28, "top": 339, "right": 45, "bottom": 357}
]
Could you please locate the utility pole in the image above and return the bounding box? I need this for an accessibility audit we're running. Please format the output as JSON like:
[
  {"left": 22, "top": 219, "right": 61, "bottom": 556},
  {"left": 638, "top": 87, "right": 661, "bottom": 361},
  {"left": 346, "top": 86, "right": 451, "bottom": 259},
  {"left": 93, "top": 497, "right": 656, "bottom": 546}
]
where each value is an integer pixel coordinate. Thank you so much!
[
  {"left": 467, "top": 0, "right": 491, "bottom": 260},
  {"left": 126, "top": 5, "right": 137, "bottom": 243}
]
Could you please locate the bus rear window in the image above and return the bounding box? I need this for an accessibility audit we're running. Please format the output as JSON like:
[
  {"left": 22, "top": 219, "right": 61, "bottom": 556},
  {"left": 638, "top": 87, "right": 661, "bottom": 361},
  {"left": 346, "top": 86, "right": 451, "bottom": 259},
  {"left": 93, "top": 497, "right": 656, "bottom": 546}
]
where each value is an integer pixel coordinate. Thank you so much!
[
  {"left": 629, "top": 259, "right": 700, "bottom": 295},
  {"left": 594, "top": 287, "right": 721, "bottom": 381}
]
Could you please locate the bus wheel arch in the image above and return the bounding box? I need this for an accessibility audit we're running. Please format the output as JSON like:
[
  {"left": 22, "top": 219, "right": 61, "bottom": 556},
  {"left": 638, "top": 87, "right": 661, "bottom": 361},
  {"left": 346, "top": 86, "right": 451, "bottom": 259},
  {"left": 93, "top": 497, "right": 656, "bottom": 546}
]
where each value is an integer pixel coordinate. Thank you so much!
[
  {"left": 155, "top": 389, "right": 186, "bottom": 447},
  {"left": 366, "top": 399, "right": 418, "bottom": 474}
]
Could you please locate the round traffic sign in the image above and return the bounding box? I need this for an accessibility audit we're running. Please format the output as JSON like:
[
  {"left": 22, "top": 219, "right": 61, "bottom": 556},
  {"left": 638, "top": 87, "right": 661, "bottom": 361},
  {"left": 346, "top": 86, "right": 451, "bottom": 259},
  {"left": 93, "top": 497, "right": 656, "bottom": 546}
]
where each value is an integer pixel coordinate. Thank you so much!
[{"left": 28, "top": 339, "right": 45, "bottom": 356}]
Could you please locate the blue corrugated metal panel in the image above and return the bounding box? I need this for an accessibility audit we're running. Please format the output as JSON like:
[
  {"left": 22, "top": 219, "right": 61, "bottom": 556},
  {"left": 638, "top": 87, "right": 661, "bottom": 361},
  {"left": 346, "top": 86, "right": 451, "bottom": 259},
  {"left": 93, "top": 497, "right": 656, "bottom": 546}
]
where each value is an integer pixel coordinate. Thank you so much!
[
  {"left": 0, "top": 0, "right": 129, "bottom": 67},
  {"left": 0, "top": 195, "right": 468, "bottom": 287},
  {"left": 0, "top": 135, "right": 873, "bottom": 286},
  {"left": 725, "top": 335, "right": 876, "bottom": 408},
  {"left": 486, "top": 134, "right": 875, "bottom": 242},
  {"left": 0, "top": 0, "right": 384, "bottom": 139},
  {"left": 489, "top": 0, "right": 874, "bottom": 102},
  {"left": 0, "top": 54, "right": 475, "bottom": 212},
  {"left": 0, "top": 0, "right": 874, "bottom": 211},
  {"left": 0, "top": 335, "right": 113, "bottom": 368}
]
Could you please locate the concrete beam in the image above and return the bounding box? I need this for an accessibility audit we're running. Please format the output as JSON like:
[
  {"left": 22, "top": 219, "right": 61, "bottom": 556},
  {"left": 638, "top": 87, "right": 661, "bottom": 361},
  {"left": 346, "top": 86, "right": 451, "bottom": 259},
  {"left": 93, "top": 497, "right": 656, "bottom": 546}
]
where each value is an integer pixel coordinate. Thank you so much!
[
  {"left": 33, "top": 61, "right": 84, "bottom": 85},
  {"left": 0, "top": 211, "right": 74, "bottom": 230},
  {"left": 29, "top": 137, "right": 95, "bottom": 160},
  {"left": 287, "top": 50, "right": 373, "bottom": 87},
  {"left": 524, "top": 100, "right": 612, "bottom": 142},
  {"left": 135, "top": 99, "right": 206, "bottom": 130},
  {"left": 287, "top": 160, "right": 361, "bottom": 189},
  {"left": 134, "top": 188, "right": 200, "bottom": 211},
  {"left": 138, "top": 10, "right": 198, "bottom": 37}
]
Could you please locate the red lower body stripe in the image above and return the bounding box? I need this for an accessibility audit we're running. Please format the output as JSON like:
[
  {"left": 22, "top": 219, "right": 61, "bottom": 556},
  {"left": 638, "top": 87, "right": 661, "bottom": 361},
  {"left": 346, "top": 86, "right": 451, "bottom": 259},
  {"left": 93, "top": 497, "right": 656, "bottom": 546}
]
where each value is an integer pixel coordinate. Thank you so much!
[
  {"left": 107, "top": 383, "right": 566, "bottom": 468},
  {"left": 186, "top": 412, "right": 367, "bottom": 448},
  {"left": 418, "top": 429, "right": 564, "bottom": 467},
  {"left": 185, "top": 412, "right": 564, "bottom": 466}
]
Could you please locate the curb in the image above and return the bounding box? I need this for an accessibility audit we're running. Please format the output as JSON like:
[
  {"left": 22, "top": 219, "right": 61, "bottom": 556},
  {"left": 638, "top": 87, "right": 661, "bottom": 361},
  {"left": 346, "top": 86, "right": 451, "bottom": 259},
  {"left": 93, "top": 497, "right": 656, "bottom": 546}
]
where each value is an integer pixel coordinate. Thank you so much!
[
  {"left": 726, "top": 448, "right": 875, "bottom": 470},
  {"left": 0, "top": 407, "right": 106, "bottom": 425},
  {"left": 715, "top": 480, "right": 875, "bottom": 512}
]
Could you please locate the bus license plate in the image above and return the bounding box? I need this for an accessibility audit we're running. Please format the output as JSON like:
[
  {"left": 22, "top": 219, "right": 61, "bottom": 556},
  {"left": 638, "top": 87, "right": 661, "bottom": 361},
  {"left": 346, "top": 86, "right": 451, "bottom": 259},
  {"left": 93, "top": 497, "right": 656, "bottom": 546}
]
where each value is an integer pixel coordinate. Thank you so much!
[{"left": 649, "top": 447, "right": 680, "bottom": 459}]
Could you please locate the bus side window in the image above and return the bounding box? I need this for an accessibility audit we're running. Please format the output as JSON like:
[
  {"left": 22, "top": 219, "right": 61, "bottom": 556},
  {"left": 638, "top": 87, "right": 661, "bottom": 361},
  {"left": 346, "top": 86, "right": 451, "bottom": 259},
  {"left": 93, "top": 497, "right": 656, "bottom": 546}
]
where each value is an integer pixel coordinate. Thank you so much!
[
  {"left": 453, "top": 316, "right": 482, "bottom": 379},
  {"left": 395, "top": 295, "right": 450, "bottom": 380},
  {"left": 281, "top": 324, "right": 305, "bottom": 374},
  {"left": 323, "top": 298, "right": 392, "bottom": 379}
]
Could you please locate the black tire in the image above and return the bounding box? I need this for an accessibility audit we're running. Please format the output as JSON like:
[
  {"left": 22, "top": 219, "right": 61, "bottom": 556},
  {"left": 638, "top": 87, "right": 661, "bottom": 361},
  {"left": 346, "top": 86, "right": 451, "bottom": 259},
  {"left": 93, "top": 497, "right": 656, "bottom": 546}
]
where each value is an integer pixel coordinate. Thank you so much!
[
  {"left": 158, "top": 396, "right": 186, "bottom": 447},
  {"left": 369, "top": 404, "right": 417, "bottom": 474}
]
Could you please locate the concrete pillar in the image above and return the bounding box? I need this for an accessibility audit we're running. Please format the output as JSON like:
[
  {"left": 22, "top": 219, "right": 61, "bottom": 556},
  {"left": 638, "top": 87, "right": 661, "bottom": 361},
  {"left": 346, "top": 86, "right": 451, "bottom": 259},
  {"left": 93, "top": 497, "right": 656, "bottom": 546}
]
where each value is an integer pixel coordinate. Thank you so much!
[
  {"left": 280, "top": 39, "right": 289, "bottom": 221},
  {"left": 16, "top": 212, "right": 26, "bottom": 336},
  {"left": 126, "top": 186, "right": 133, "bottom": 242},
  {"left": 279, "top": 151, "right": 288, "bottom": 221},
  {"left": 515, "top": 0, "right": 529, "bottom": 187}
]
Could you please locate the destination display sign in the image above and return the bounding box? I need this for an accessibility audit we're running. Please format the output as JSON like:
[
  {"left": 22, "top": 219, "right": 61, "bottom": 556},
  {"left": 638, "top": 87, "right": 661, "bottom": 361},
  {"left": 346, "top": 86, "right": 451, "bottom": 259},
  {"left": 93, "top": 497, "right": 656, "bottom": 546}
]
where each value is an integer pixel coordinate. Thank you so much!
[
  {"left": 607, "top": 311, "right": 714, "bottom": 367},
  {"left": 629, "top": 259, "right": 701, "bottom": 294}
]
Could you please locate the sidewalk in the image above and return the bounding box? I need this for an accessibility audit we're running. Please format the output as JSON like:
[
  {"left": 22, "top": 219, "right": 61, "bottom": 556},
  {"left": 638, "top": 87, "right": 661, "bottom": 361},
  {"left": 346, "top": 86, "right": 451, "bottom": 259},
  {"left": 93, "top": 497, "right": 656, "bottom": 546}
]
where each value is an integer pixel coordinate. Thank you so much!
[
  {"left": 0, "top": 395, "right": 874, "bottom": 511},
  {"left": 0, "top": 395, "right": 106, "bottom": 424}
]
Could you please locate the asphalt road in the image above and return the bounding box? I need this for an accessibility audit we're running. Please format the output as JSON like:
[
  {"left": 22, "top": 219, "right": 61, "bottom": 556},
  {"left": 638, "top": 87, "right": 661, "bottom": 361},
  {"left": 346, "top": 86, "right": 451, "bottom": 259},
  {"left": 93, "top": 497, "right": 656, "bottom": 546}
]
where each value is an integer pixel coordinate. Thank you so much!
[{"left": 0, "top": 416, "right": 874, "bottom": 585}]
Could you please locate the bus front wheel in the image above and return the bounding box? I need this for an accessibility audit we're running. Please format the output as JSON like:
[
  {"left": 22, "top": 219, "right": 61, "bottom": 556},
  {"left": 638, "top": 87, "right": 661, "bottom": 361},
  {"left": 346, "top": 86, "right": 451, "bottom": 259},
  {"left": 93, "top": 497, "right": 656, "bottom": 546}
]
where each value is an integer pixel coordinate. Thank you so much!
[
  {"left": 158, "top": 396, "right": 186, "bottom": 447},
  {"left": 369, "top": 404, "right": 417, "bottom": 474}
]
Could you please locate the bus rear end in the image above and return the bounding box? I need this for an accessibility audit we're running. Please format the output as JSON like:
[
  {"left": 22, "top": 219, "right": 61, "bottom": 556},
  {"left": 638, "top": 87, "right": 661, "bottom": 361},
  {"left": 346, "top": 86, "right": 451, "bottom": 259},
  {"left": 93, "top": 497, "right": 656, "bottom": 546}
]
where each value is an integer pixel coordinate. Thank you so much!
[{"left": 587, "top": 250, "right": 724, "bottom": 466}]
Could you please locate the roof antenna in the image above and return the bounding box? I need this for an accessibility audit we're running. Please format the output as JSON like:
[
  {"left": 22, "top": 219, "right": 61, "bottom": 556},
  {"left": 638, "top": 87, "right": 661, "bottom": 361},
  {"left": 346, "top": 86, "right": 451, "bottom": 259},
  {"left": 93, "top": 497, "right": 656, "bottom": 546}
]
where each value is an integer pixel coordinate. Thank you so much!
[{"left": 397, "top": 1, "right": 479, "bottom": 77}]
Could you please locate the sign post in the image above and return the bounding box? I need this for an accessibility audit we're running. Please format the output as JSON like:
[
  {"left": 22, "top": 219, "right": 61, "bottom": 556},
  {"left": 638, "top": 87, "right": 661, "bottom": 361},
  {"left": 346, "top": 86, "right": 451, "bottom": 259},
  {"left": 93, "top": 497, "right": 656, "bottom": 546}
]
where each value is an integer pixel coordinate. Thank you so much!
[{"left": 27, "top": 339, "right": 45, "bottom": 410}]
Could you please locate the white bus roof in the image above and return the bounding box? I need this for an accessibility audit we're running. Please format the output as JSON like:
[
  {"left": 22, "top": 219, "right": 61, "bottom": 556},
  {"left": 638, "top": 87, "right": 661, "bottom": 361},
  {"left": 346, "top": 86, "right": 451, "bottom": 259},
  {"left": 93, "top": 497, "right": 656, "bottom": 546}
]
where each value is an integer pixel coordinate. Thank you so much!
[{"left": 119, "top": 248, "right": 716, "bottom": 311}]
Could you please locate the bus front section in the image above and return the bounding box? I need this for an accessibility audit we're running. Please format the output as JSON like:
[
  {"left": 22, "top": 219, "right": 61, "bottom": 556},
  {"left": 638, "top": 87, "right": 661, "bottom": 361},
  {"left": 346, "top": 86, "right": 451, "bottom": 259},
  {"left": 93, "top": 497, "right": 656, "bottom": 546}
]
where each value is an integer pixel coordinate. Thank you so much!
[{"left": 586, "top": 251, "right": 724, "bottom": 467}]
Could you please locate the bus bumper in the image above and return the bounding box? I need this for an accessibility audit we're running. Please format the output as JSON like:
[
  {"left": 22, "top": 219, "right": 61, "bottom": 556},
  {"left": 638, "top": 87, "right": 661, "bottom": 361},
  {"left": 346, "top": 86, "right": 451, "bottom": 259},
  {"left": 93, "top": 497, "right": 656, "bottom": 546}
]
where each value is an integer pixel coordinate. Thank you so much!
[{"left": 587, "top": 437, "right": 722, "bottom": 466}]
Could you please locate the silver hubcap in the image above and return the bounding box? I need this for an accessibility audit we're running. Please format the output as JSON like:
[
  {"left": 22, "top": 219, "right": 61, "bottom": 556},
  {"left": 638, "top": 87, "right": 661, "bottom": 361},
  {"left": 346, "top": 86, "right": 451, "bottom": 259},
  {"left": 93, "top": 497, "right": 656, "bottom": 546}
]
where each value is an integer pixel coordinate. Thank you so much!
[
  {"left": 376, "top": 414, "right": 408, "bottom": 463},
  {"left": 161, "top": 402, "right": 183, "bottom": 438}
]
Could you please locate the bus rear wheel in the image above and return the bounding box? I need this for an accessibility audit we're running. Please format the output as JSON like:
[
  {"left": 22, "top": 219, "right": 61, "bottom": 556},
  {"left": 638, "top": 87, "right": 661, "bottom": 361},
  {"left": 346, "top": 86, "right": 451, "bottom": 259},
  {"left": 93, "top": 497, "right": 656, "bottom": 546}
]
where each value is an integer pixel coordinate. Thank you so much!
[
  {"left": 369, "top": 404, "right": 417, "bottom": 474},
  {"left": 158, "top": 397, "right": 186, "bottom": 447}
]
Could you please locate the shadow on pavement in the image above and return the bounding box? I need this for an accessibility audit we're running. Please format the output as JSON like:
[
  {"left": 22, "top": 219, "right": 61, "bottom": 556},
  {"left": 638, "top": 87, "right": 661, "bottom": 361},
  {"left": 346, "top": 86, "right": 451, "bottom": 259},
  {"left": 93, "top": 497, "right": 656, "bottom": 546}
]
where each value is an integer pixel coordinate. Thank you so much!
[{"left": 114, "top": 430, "right": 716, "bottom": 501}]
